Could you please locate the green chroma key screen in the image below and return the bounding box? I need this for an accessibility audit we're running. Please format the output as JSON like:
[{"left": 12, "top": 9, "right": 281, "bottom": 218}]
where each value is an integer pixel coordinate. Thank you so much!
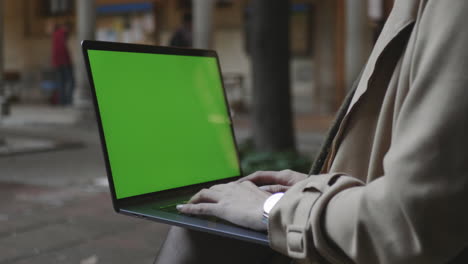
[{"left": 87, "top": 49, "right": 240, "bottom": 199}]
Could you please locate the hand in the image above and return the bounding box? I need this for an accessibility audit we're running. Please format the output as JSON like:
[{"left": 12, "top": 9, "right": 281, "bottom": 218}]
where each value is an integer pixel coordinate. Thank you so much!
[
  {"left": 237, "top": 169, "right": 308, "bottom": 193},
  {"left": 177, "top": 181, "right": 270, "bottom": 231}
]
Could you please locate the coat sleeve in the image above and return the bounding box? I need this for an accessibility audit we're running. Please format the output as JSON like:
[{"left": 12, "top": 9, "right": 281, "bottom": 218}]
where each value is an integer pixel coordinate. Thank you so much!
[
  {"left": 269, "top": 1, "right": 468, "bottom": 263},
  {"left": 268, "top": 174, "right": 364, "bottom": 263}
]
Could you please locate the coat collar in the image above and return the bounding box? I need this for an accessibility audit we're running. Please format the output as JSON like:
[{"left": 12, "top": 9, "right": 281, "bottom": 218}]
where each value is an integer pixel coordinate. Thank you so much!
[
  {"left": 345, "top": 0, "right": 420, "bottom": 116},
  {"left": 323, "top": 0, "right": 421, "bottom": 172}
]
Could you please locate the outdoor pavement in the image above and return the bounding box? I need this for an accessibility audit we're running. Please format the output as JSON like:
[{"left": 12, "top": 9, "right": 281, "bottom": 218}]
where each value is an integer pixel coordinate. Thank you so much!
[{"left": 0, "top": 104, "right": 332, "bottom": 264}]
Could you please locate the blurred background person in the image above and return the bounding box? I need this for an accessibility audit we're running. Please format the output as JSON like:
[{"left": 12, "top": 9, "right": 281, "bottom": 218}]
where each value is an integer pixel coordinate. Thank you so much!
[
  {"left": 169, "top": 13, "right": 192, "bottom": 47},
  {"left": 51, "top": 22, "right": 74, "bottom": 106}
]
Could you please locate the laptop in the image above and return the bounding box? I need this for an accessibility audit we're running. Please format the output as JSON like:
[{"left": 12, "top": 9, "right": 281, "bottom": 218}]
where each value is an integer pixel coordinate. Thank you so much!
[{"left": 81, "top": 40, "right": 268, "bottom": 246}]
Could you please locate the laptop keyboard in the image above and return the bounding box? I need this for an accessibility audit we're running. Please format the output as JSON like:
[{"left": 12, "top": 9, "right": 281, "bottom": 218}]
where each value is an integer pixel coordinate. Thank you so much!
[
  {"left": 157, "top": 200, "right": 188, "bottom": 214},
  {"left": 155, "top": 200, "right": 227, "bottom": 224}
]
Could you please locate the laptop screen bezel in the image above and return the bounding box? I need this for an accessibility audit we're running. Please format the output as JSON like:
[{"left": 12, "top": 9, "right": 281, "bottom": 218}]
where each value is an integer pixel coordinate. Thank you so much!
[{"left": 81, "top": 40, "right": 243, "bottom": 212}]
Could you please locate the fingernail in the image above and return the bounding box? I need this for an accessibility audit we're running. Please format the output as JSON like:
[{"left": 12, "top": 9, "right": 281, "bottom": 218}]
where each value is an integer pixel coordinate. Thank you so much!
[{"left": 176, "top": 204, "right": 184, "bottom": 210}]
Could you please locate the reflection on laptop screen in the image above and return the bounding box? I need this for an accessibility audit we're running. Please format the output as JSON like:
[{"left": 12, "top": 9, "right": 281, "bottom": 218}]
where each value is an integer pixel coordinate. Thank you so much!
[{"left": 87, "top": 50, "right": 240, "bottom": 199}]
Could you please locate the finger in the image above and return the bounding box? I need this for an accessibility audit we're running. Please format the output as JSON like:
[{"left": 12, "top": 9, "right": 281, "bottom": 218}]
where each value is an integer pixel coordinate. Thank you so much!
[
  {"left": 176, "top": 203, "right": 218, "bottom": 216},
  {"left": 188, "top": 188, "right": 222, "bottom": 204},
  {"left": 259, "top": 184, "right": 290, "bottom": 193},
  {"left": 237, "top": 171, "right": 281, "bottom": 185}
]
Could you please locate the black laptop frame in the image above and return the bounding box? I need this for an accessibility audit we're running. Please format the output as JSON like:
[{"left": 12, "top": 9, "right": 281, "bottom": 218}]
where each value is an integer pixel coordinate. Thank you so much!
[{"left": 81, "top": 40, "right": 244, "bottom": 213}]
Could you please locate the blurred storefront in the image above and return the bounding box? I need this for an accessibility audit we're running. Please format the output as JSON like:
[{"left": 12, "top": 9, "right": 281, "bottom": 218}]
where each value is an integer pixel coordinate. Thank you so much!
[{"left": 2, "top": 0, "right": 393, "bottom": 114}]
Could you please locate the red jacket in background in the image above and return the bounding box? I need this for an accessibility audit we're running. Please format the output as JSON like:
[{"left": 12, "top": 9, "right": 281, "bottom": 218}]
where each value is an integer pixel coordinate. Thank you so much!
[{"left": 52, "top": 28, "right": 71, "bottom": 67}]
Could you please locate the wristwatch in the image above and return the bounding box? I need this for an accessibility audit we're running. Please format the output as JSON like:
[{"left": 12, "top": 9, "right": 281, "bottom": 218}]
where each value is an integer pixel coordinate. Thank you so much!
[{"left": 262, "top": 192, "right": 284, "bottom": 224}]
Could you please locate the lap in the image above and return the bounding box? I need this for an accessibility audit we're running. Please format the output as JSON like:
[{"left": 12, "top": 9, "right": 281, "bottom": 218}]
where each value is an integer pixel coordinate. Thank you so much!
[{"left": 155, "top": 226, "right": 290, "bottom": 264}]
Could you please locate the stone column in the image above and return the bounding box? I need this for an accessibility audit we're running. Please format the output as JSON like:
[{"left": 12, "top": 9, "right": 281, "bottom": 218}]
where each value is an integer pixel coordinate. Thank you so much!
[
  {"left": 250, "top": 0, "right": 295, "bottom": 152},
  {"left": 74, "top": 0, "right": 96, "bottom": 110},
  {"left": 345, "top": 0, "right": 372, "bottom": 91},
  {"left": 0, "top": 0, "right": 5, "bottom": 124},
  {"left": 192, "top": 0, "right": 215, "bottom": 49},
  {"left": 314, "top": 1, "right": 339, "bottom": 113},
  {"left": 0, "top": 0, "right": 5, "bottom": 146}
]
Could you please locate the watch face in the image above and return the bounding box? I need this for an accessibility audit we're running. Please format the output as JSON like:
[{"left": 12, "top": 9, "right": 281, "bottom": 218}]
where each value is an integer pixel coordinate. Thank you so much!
[{"left": 263, "top": 193, "right": 285, "bottom": 214}]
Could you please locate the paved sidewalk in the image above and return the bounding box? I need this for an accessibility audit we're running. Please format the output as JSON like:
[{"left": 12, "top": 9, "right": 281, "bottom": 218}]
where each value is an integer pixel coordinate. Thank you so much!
[
  {"left": 1, "top": 186, "right": 167, "bottom": 264},
  {"left": 0, "top": 104, "right": 332, "bottom": 264},
  {"left": 0, "top": 106, "right": 170, "bottom": 264}
]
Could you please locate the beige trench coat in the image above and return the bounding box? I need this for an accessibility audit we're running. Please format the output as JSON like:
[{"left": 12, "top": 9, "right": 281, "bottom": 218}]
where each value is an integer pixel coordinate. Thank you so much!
[{"left": 268, "top": 0, "right": 468, "bottom": 263}]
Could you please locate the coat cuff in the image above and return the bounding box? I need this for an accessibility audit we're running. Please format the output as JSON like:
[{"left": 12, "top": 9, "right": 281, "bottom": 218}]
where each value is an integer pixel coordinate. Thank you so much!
[{"left": 268, "top": 173, "right": 364, "bottom": 262}]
